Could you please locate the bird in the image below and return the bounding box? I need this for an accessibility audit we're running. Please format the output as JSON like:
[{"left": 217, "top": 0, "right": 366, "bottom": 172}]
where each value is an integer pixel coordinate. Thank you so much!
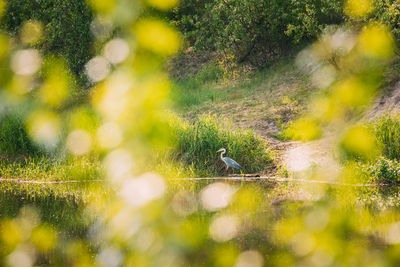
[{"left": 217, "top": 148, "right": 243, "bottom": 174}]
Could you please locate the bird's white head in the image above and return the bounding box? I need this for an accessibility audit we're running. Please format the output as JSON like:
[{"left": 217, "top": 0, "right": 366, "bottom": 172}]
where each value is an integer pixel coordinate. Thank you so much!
[{"left": 216, "top": 148, "right": 226, "bottom": 153}]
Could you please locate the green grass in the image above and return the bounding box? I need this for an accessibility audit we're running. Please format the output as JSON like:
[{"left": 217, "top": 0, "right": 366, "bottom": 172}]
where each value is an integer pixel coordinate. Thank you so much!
[
  {"left": 166, "top": 115, "right": 274, "bottom": 177},
  {"left": 172, "top": 59, "right": 310, "bottom": 109},
  {"left": 344, "top": 114, "right": 400, "bottom": 184},
  {"left": 374, "top": 113, "right": 400, "bottom": 160},
  {"left": 0, "top": 156, "right": 103, "bottom": 182},
  {"left": 170, "top": 63, "right": 224, "bottom": 108},
  {"left": 171, "top": 58, "right": 314, "bottom": 140},
  {"left": 0, "top": 112, "right": 41, "bottom": 157},
  {"left": 0, "top": 112, "right": 274, "bottom": 180},
  {"left": 0, "top": 114, "right": 274, "bottom": 180}
]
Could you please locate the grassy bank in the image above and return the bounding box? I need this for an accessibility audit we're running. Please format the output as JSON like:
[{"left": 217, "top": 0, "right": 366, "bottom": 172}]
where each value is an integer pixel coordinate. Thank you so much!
[
  {"left": 164, "top": 115, "right": 274, "bottom": 177},
  {"left": 0, "top": 56, "right": 309, "bottom": 180},
  {"left": 171, "top": 57, "right": 314, "bottom": 140},
  {"left": 345, "top": 113, "right": 400, "bottom": 184},
  {"left": 0, "top": 114, "right": 274, "bottom": 180}
]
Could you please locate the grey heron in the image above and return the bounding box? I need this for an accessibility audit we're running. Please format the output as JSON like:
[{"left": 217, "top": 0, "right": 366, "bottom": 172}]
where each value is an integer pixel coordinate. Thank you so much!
[{"left": 217, "top": 148, "right": 243, "bottom": 173}]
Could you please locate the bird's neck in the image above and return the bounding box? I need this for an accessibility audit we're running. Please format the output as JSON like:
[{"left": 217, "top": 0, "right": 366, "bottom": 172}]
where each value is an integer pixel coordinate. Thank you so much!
[{"left": 220, "top": 150, "right": 226, "bottom": 159}]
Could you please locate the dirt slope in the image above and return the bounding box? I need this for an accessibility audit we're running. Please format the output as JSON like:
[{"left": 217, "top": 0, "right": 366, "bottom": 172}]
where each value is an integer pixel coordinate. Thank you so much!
[
  {"left": 281, "top": 78, "right": 400, "bottom": 176},
  {"left": 366, "top": 80, "right": 400, "bottom": 119}
]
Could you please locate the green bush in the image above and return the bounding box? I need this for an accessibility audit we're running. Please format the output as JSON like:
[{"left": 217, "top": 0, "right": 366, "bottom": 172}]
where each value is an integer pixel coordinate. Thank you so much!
[
  {"left": 170, "top": 0, "right": 344, "bottom": 65},
  {"left": 372, "top": 0, "right": 400, "bottom": 42},
  {"left": 358, "top": 157, "right": 400, "bottom": 184},
  {"left": 170, "top": 0, "right": 400, "bottom": 66},
  {"left": 354, "top": 114, "right": 400, "bottom": 183},
  {"left": 2, "top": 0, "right": 93, "bottom": 78},
  {"left": 170, "top": 115, "right": 274, "bottom": 176},
  {"left": 374, "top": 114, "right": 400, "bottom": 160},
  {"left": 0, "top": 113, "right": 40, "bottom": 157},
  {"left": 168, "top": 0, "right": 214, "bottom": 46}
]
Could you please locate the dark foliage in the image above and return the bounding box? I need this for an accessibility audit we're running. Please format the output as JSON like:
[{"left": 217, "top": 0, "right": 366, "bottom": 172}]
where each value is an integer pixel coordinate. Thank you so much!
[
  {"left": 2, "top": 0, "right": 94, "bottom": 79},
  {"left": 169, "top": 0, "right": 344, "bottom": 66}
]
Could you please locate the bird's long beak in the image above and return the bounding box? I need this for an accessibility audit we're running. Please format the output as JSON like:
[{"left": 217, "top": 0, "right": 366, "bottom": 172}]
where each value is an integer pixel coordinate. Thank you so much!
[{"left": 216, "top": 149, "right": 223, "bottom": 153}]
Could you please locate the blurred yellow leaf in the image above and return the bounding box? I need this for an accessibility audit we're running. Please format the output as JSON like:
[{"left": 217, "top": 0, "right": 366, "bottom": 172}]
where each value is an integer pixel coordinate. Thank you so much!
[
  {"left": 345, "top": 0, "right": 373, "bottom": 18},
  {"left": 1, "top": 220, "right": 23, "bottom": 247},
  {"left": 311, "top": 96, "right": 343, "bottom": 122},
  {"left": 87, "top": 0, "right": 116, "bottom": 14},
  {"left": 38, "top": 75, "right": 69, "bottom": 107},
  {"left": 340, "top": 125, "right": 378, "bottom": 159},
  {"left": 213, "top": 244, "right": 239, "bottom": 267},
  {"left": 287, "top": 118, "right": 322, "bottom": 142},
  {"left": 30, "top": 224, "right": 57, "bottom": 252},
  {"left": 20, "top": 20, "right": 44, "bottom": 46},
  {"left": 135, "top": 19, "right": 181, "bottom": 56},
  {"left": 68, "top": 107, "right": 99, "bottom": 133},
  {"left": 332, "top": 77, "right": 372, "bottom": 107},
  {"left": 0, "top": 33, "right": 9, "bottom": 60},
  {"left": 0, "top": 0, "right": 5, "bottom": 19},
  {"left": 26, "top": 110, "right": 61, "bottom": 148},
  {"left": 358, "top": 23, "right": 395, "bottom": 59},
  {"left": 145, "top": 0, "right": 178, "bottom": 10}
]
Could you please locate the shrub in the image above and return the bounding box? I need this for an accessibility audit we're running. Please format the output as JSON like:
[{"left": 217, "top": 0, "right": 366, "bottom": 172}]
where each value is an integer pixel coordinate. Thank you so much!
[
  {"left": 354, "top": 114, "right": 400, "bottom": 183},
  {"left": 169, "top": 0, "right": 344, "bottom": 66},
  {"left": 168, "top": 0, "right": 214, "bottom": 46},
  {"left": 1, "top": 0, "right": 93, "bottom": 78},
  {"left": 373, "top": 114, "right": 400, "bottom": 160},
  {"left": 358, "top": 157, "right": 400, "bottom": 184},
  {"left": 170, "top": 0, "right": 400, "bottom": 66},
  {"left": 372, "top": 0, "right": 400, "bottom": 42},
  {"left": 170, "top": 115, "right": 274, "bottom": 176}
]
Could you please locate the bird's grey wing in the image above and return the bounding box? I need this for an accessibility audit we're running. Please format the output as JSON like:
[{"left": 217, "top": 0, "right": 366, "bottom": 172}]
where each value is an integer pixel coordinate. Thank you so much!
[{"left": 223, "top": 157, "right": 243, "bottom": 169}]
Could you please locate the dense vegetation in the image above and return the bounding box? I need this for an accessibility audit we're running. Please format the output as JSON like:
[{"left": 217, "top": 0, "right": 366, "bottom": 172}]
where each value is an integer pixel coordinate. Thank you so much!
[
  {"left": 0, "top": 112, "right": 39, "bottom": 156},
  {"left": 356, "top": 114, "right": 400, "bottom": 184},
  {"left": 374, "top": 114, "right": 400, "bottom": 160},
  {"left": 2, "top": 0, "right": 399, "bottom": 76},
  {"left": 171, "top": 115, "right": 273, "bottom": 176},
  {"left": 2, "top": 0, "right": 93, "bottom": 78},
  {"left": 170, "top": 0, "right": 400, "bottom": 67},
  {"left": 170, "top": 0, "right": 344, "bottom": 65}
]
